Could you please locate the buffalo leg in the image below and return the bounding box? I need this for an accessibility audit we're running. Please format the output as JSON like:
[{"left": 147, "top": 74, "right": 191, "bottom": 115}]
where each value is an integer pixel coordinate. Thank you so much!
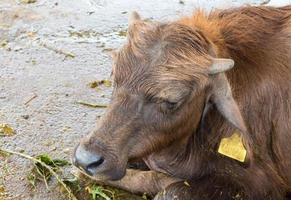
[
  {"left": 153, "top": 181, "right": 194, "bottom": 200},
  {"left": 154, "top": 175, "right": 249, "bottom": 200},
  {"left": 103, "top": 169, "right": 181, "bottom": 195},
  {"left": 154, "top": 172, "right": 286, "bottom": 200}
]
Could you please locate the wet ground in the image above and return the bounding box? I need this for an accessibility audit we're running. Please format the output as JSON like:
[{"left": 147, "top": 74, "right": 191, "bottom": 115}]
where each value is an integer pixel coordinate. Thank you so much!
[{"left": 0, "top": 0, "right": 290, "bottom": 199}]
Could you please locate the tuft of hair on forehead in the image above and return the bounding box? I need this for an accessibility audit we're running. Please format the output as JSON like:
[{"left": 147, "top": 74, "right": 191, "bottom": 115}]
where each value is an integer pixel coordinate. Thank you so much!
[
  {"left": 126, "top": 20, "right": 213, "bottom": 61},
  {"left": 114, "top": 20, "right": 214, "bottom": 89},
  {"left": 126, "top": 20, "right": 164, "bottom": 58},
  {"left": 158, "top": 23, "right": 214, "bottom": 73}
]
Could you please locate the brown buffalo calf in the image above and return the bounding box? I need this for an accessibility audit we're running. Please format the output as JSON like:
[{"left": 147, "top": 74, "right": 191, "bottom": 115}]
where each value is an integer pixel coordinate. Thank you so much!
[{"left": 73, "top": 5, "right": 291, "bottom": 200}]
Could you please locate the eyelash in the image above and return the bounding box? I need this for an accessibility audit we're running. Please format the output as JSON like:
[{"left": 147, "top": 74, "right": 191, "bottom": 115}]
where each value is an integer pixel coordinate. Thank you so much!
[
  {"left": 146, "top": 97, "right": 178, "bottom": 112},
  {"left": 158, "top": 100, "right": 178, "bottom": 114},
  {"left": 163, "top": 101, "right": 177, "bottom": 110}
]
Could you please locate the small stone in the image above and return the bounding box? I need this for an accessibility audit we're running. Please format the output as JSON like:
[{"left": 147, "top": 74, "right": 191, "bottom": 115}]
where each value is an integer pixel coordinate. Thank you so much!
[
  {"left": 21, "top": 114, "right": 30, "bottom": 119},
  {"left": 63, "top": 148, "right": 70, "bottom": 153},
  {"left": 179, "top": 0, "right": 185, "bottom": 4}
]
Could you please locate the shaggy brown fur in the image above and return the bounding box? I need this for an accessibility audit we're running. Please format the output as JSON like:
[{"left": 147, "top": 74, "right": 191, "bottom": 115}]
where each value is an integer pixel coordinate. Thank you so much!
[{"left": 74, "top": 5, "right": 291, "bottom": 200}]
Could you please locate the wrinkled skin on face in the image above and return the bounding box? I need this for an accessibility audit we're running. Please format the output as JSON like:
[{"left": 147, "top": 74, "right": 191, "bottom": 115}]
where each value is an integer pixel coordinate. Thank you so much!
[{"left": 73, "top": 12, "right": 245, "bottom": 182}]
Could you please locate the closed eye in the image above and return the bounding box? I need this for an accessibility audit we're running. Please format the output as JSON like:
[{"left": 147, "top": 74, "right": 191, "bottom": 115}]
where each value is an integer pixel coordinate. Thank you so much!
[
  {"left": 158, "top": 100, "right": 179, "bottom": 114},
  {"left": 163, "top": 100, "right": 177, "bottom": 110}
]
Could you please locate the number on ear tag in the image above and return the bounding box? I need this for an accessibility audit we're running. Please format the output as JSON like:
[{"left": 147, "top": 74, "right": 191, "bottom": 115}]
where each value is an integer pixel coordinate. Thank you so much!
[{"left": 218, "top": 132, "right": 247, "bottom": 162}]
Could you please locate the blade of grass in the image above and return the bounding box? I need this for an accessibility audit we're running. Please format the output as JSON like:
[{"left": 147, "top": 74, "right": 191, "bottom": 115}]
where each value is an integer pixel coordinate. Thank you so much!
[
  {"left": 76, "top": 101, "right": 107, "bottom": 108},
  {"left": 0, "top": 148, "right": 78, "bottom": 200}
]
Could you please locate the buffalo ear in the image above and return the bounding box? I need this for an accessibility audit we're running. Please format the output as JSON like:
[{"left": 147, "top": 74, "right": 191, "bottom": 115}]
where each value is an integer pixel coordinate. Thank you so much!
[
  {"left": 210, "top": 74, "right": 247, "bottom": 134},
  {"left": 207, "top": 57, "right": 246, "bottom": 132},
  {"left": 129, "top": 11, "right": 141, "bottom": 25},
  {"left": 208, "top": 58, "right": 234, "bottom": 75}
]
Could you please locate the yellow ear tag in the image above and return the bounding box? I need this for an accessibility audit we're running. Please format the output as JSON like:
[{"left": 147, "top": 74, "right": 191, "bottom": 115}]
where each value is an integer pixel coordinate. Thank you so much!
[{"left": 218, "top": 132, "right": 247, "bottom": 162}]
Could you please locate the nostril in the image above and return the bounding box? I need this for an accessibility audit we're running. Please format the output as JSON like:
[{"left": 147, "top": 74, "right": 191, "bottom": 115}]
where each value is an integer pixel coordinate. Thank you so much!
[
  {"left": 87, "top": 157, "right": 104, "bottom": 170},
  {"left": 85, "top": 156, "right": 104, "bottom": 175},
  {"left": 73, "top": 145, "right": 105, "bottom": 175}
]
